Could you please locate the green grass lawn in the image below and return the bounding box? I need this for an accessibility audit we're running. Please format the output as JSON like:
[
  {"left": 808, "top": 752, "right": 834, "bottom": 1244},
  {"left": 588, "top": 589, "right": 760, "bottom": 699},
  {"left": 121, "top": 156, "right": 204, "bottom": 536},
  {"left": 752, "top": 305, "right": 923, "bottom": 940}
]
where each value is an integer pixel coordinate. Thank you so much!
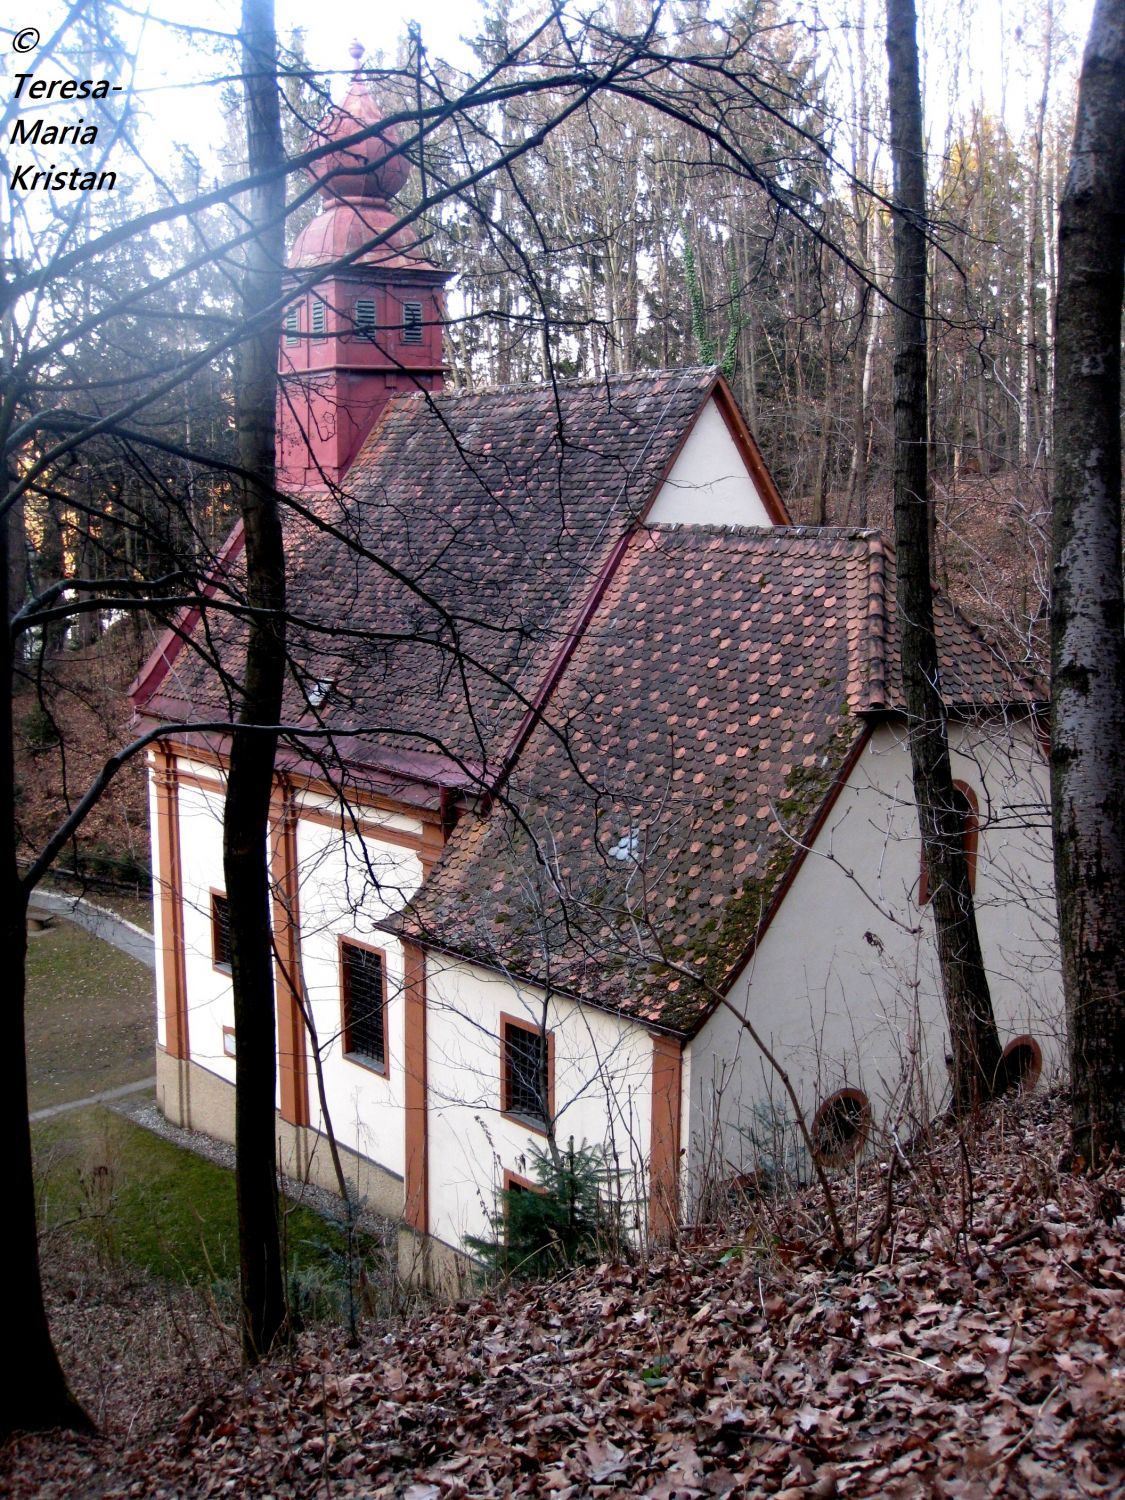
[
  {"left": 34, "top": 1107, "right": 367, "bottom": 1309},
  {"left": 25, "top": 918, "right": 155, "bottom": 1111},
  {"left": 85, "top": 888, "right": 155, "bottom": 933}
]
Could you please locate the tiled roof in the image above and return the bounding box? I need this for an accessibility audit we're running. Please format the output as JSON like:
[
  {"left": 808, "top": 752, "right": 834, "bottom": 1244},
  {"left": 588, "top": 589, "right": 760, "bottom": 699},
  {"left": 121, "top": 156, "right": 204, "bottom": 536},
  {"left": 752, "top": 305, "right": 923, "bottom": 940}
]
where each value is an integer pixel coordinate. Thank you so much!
[
  {"left": 133, "top": 360, "right": 1041, "bottom": 1035},
  {"left": 867, "top": 534, "right": 1045, "bottom": 709},
  {"left": 399, "top": 526, "right": 1039, "bottom": 1034},
  {"left": 137, "top": 367, "right": 720, "bottom": 787}
]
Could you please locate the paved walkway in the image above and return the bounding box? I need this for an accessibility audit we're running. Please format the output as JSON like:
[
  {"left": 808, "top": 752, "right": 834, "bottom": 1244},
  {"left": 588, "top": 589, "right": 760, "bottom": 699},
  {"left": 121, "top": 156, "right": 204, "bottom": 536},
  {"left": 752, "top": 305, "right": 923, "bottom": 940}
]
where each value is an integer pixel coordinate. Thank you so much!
[
  {"left": 28, "top": 890, "right": 155, "bottom": 969},
  {"left": 29, "top": 1076, "right": 156, "bottom": 1123}
]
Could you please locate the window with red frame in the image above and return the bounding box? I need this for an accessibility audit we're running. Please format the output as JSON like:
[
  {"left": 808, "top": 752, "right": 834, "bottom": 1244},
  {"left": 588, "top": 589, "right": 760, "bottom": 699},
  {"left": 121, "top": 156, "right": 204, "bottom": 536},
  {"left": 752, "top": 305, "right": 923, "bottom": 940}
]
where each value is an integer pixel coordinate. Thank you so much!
[
  {"left": 211, "top": 891, "right": 232, "bottom": 971},
  {"left": 341, "top": 940, "right": 387, "bottom": 1072},
  {"left": 501, "top": 1017, "right": 551, "bottom": 1129},
  {"left": 919, "top": 781, "right": 979, "bottom": 905}
]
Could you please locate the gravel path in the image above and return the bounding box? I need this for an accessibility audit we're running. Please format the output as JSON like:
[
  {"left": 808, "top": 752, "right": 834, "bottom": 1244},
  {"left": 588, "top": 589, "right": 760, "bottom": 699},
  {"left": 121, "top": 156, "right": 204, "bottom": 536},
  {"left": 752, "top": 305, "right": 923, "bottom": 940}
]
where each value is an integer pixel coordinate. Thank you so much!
[
  {"left": 30, "top": 1076, "right": 156, "bottom": 1122},
  {"left": 28, "top": 890, "right": 155, "bottom": 969}
]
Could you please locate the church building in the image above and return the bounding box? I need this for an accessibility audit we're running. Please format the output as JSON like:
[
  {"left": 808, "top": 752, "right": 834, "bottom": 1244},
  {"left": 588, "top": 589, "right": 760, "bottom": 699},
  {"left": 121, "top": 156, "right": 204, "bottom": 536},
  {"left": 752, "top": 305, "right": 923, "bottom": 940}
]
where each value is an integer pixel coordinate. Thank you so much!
[{"left": 131, "top": 75, "right": 1058, "bottom": 1277}]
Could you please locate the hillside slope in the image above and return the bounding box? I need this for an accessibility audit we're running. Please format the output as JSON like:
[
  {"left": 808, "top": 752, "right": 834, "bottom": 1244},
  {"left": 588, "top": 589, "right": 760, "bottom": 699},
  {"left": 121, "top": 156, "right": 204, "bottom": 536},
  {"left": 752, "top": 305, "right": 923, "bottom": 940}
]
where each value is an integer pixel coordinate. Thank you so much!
[{"left": 5, "top": 1088, "right": 1123, "bottom": 1498}]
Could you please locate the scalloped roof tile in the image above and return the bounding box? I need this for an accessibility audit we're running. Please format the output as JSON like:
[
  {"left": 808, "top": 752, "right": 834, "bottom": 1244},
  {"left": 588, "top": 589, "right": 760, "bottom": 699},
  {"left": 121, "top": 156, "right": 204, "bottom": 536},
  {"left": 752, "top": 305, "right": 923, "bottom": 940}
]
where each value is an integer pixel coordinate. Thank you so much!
[
  {"left": 137, "top": 366, "right": 722, "bottom": 785},
  {"left": 133, "top": 368, "right": 1041, "bottom": 1035},
  {"left": 399, "top": 525, "right": 1040, "bottom": 1034}
]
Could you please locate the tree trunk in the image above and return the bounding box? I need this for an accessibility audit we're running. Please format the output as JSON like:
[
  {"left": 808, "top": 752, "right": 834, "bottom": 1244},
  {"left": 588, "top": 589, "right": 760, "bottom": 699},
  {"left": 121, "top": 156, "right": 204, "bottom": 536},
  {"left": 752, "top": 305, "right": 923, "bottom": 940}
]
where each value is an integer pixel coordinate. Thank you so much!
[
  {"left": 224, "top": 0, "right": 288, "bottom": 1362},
  {"left": 1050, "top": 0, "right": 1125, "bottom": 1169},
  {"left": 0, "top": 459, "right": 93, "bottom": 1436},
  {"left": 885, "top": 0, "right": 1003, "bottom": 1114},
  {"left": 1021, "top": 1, "right": 1053, "bottom": 471}
]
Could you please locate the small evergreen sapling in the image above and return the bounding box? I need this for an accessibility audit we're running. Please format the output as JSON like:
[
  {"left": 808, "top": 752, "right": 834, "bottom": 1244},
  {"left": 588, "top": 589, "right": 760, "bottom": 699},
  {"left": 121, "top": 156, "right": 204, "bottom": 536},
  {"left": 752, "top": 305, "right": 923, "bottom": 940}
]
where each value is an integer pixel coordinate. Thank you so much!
[{"left": 467, "top": 1139, "right": 610, "bottom": 1280}]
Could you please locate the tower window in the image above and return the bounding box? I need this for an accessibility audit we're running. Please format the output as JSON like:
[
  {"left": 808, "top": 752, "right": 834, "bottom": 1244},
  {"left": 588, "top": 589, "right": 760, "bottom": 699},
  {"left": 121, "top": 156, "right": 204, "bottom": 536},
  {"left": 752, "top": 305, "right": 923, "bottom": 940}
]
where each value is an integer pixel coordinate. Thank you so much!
[
  {"left": 284, "top": 305, "right": 300, "bottom": 345},
  {"left": 311, "top": 299, "right": 327, "bottom": 339},
  {"left": 402, "top": 301, "right": 424, "bottom": 344},
  {"left": 354, "top": 298, "right": 376, "bottom": 333}
]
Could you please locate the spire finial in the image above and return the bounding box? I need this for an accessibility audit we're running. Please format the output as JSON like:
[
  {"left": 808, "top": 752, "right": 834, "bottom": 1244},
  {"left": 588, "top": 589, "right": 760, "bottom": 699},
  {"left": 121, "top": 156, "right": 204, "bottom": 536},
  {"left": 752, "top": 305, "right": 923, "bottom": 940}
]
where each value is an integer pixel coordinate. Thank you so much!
[{"left": 348, "top": 39, "right": 364, "bottom": 78}]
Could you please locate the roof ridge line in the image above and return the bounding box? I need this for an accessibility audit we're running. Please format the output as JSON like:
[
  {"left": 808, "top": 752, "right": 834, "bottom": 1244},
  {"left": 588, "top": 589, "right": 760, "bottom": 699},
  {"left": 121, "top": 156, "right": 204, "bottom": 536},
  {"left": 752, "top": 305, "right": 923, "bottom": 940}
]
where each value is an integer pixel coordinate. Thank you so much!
[
  {"left": 432, "top": 365, "right": 718, "bottom": 401},
  {"left": 865, "top": 531, "right": 889, "bottom": 711}
]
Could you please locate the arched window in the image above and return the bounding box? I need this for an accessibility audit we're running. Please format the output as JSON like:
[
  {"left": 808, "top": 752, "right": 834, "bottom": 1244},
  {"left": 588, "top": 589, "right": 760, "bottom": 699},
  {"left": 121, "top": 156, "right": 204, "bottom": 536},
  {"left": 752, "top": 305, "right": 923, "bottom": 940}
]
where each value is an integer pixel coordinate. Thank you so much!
[
  {"left": 811, "top": 1088, "right": 871, "bottom": 1165},
  {"left": 999, "top": 1035, "right": 1042, "bottom": 1092},
  {"left": 919, "top": 781, "right": 979, "bottom": 905}
]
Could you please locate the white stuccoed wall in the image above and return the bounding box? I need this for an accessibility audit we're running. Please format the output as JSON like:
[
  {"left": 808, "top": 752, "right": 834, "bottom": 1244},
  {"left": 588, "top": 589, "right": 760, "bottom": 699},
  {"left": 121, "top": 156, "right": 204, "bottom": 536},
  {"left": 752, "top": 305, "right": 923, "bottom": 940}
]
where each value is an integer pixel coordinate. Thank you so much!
[
  {"left": 645, "top": 397, "right": 774, "bottom": 527},
  {"left": 684, "top": 717, "right": 1061, "bottom": 1207},
  {"left": 169, "top": 762, "right": 426, "bottom": 1164},
  {"left": 294, "top": 808, "right": 424, "bottom": 1180},
  {"left": 156, "top": 718, "right": 1057, "bottom": 1243},
  {"left": 176, "top": 767, "right": 237, "bottom": 1087},
  {"left": 424, "top": 953, "right": 656, "bottom": 1252}
]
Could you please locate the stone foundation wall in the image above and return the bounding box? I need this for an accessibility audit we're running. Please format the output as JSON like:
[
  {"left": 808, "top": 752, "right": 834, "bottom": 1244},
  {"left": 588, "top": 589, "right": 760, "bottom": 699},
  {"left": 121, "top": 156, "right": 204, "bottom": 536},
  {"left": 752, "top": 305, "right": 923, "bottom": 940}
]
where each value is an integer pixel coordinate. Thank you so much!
[{"left": 154, "top": 1046, "right": 475, "bottom": 1289}]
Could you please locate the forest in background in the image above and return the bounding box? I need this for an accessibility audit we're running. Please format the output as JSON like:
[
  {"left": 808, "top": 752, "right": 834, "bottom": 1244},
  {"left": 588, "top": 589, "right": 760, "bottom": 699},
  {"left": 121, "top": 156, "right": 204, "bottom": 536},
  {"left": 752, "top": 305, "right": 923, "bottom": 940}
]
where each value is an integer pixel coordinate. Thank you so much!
[
  {"left": 406, "top": 0, "right": 1079, "bottom": 668},
  {"left": 11, "top": 0, "right": 1085, "bottom": 744},
  {"left": 12, "top": 0, "right": 1083, "bottom": 876}
]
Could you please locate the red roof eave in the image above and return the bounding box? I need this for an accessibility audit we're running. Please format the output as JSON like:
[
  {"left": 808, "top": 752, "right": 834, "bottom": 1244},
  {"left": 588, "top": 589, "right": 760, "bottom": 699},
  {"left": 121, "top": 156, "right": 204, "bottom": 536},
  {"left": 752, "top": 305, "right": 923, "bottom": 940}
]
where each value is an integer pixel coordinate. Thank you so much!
[{"left": 128, "top": 520, "right": 247, "bottom": 712}]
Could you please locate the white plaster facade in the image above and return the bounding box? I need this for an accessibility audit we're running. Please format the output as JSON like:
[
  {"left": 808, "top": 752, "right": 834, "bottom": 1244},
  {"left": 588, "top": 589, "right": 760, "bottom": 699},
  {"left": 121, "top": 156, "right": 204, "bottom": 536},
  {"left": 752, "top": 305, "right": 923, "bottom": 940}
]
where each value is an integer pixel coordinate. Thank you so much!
[
  {"left": 646, "top": 398, "right": 775, "bottom": 528},
  {"left": 423, "top": 954, "right": 657, "bottom": 1249},
  {"left": 150, "top": 703, "right": 1059, "bottom": 1261},
  {"left": 684, "top": 716, "right": 1060, "bottom": 1209},
  {"left": 293, "top": 809, "right": 423, "bottom": 1180}
]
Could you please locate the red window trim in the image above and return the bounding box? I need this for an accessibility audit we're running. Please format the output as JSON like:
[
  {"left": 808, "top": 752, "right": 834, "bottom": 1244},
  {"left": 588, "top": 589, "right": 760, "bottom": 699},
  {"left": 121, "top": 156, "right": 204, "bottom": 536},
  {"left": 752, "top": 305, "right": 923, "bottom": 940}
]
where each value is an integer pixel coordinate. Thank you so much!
[
  {"left": 502, "top": 1167, "right": 543, "bottom": 1197},
  {"left": 339, "top": 935, "right": 390, "bottom": 1079},
  {"left": 501, "top": 1168, "right": 546, "bottom": 1244},
  {"left": 1001, "top": 1034, "right": 1043, "bottom": 1090},
  {"left": 499, "top": 1011, "right": 554, "bottom": 1137},
  {"left": 919, "top": 781, "right": 979, "bottom": 905}
]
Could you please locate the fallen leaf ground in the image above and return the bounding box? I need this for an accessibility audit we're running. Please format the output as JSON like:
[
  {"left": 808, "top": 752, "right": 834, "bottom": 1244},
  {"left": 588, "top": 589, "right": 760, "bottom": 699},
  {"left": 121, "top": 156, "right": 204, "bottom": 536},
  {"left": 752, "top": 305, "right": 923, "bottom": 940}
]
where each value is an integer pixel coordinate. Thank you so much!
[
  {"left": 5, "top": 1088, "right": 1123, "bottom": 1498},
  {"left": 15, "top": 627, "right": 150, "bottom": 878}
]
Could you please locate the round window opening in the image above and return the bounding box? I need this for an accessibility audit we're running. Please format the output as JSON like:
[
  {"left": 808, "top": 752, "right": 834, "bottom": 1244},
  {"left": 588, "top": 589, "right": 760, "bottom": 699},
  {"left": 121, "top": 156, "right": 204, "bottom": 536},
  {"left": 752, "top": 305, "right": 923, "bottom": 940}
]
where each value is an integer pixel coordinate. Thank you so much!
[
  {"left": 812, "top": 1088, "right": 871, "bottom": 1165},
  {"left": 1000, "top": 1035, "right": 1042, "bottom": 1093}
]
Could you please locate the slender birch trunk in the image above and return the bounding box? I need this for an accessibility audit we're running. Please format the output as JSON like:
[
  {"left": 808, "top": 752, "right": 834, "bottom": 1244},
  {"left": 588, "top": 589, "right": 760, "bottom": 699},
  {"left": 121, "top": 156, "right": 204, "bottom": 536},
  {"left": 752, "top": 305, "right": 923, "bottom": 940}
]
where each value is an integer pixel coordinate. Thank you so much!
[{"left": 1050, "top": 0, "right": 1125, "bottom": 1168}]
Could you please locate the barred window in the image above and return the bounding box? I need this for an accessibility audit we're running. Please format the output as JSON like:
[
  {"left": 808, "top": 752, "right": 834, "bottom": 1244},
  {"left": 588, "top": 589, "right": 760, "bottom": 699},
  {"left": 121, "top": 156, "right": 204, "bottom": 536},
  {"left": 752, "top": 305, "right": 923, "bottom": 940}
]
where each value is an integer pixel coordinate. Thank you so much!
[
  {"left": 354, "top": 297, "right": 376, "bottom": 332},
  {"left": 211, "top": 892, "right": 232, "bottom": 971},
  {"left": 341, "top": 940, "right": 387, "bottom": 1071},
  {"left": 311, "top": 299, "right": 327, "bottom": 339},
  {"left": 501, "top": 1016, "right": 550, "bottom": 1129},
  {"left": 401, "top": 300, "right": 423, "bottom": 344},
  {"left": 284, "top": 304, "right": 300, "bottom": 345}
]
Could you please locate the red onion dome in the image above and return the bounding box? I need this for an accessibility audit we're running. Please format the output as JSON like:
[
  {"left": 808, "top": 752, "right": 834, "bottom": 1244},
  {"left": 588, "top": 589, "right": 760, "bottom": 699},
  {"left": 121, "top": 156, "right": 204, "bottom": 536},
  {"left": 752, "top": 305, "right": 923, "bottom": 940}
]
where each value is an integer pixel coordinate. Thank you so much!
[{"left": 306, "top": 78, "right": 410, "bottom": 204}]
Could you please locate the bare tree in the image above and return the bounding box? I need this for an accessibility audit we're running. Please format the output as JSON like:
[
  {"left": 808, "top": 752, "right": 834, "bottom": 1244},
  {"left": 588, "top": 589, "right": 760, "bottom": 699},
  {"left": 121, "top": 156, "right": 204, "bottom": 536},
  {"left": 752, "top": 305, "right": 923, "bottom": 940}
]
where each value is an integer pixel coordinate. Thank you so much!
[
  {"left": 2, "top": 0, "right": 1075, "bottom": 1432},
  {"left": 1049, "top": 0, "right": 1125, "bottom": 1168},
  {"left": 223, "top": 0, "right": 290, "bottom": 1361},
  {"left": 885, "top": 0, "right": 1003, "bottom": 1111}
]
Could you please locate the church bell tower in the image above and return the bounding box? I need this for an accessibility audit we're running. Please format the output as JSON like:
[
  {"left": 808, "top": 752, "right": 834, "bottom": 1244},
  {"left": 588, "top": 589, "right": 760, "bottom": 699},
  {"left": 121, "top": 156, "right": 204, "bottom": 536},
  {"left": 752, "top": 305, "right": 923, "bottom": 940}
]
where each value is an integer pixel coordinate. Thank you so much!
[{"left": 277, "top": 52, "right": 450, "bottom": 490}]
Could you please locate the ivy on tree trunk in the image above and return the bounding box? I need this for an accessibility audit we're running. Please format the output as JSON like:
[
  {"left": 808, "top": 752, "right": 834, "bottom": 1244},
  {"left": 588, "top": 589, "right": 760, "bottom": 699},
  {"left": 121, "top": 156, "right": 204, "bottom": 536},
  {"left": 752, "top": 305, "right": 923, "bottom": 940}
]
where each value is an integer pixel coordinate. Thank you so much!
[
  {"left": 1050, "top": 0, "right": 1125, "bottom": 1169},
  {"left": 885, "top": 0, "right": 1003, "bottom": 1113}
]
